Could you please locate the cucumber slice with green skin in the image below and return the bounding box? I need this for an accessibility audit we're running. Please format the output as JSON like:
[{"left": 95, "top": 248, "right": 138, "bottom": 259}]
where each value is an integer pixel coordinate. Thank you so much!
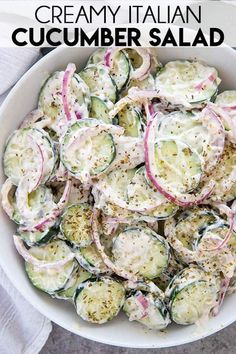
[
  {"left": 15, "top": 183, "right": 56, "bottom": 226},
  {"left": 127, "top": 166, "right": 177, "bottom": 215},
  {"left": 18, "top": 223, "right": 58, "bottom": 246},
  {"left": 205, "top": 143, "right": 236, "bottom": 202},
  {"left": 221, "top": 182, "right": 236, "bottom": 202},
  {"left": 126, "top": 74, "right": 156, "bottom": 93},
  {"left": 156, "top": 111, "right": 211, "bottom": 157},
  {"left": 98, "top": 199, "right": 160, "bottom": 224},
  {"left": 61, "top": 121, "right": 116, "bottom": 179},
  {"left": 109, "top": 50, "right": 131, "bottom": 91},
  {"left": 155, "top": 60, "right": 220, "bottom": 107},
  {"left": 80, "top": 64, "right": 118, "bottom": 103},
  {"left": 124, "top": 49, "right": 143, "bottom": 69},
  {"left": 75, "top": 277, "right": 125, "bottom": 324},
  {"left": 56, "top": 264, "right": 92, "bottom": 300},
  {"left": 193, "top": 223, "right": 236, "bottom": 277},
  {"left": 174, "top": 207, "right": 219, "bottom": 250},
  {"left": 27, "top": 239, "right": 73, "bottom": 263},
  {"left": 170, "top": 281, "right": 217, "bottom": 325},
  {"left": 88, "top": 49, "right": 131, "bottom": 91},
  {"left": 123, "top": 290, "right": 170, "bottom": 330},
  {"left": 166, "top": 267, "right": 218, "bottom": 325},
  {"left": 26, "top": 260, "right": 75, "bottom": 294},
  {"left": 4, "top": 128, "right": 55, "bottom": 187},
  {"left": 90, "top": 96, "right": 113, "bottom": 124},
  {"left": 94, "top": 165, "right": 178, "bottom": 221},
  {"left": 140, "top": 203, "right": 178, "bottom": 221},
  {"left": 112, "top": 227, "right": 169, "bottom": 280},
  {"left": 38, "top": 71, "right": 90, "bottom": 122},
  {"left": 60, "top": 204, "right": 93, "bottom": 248},
  {"left": 76, "top": 243, "right": 111, "bottom": 275},
  {"left": 215, "top": 90, "right": 236, "bottom": 108},
  {"left": 154, "top": 139, "right": 202, "bottom": 195},
  {"left": 118, "top": 106, "right": 143, "bottom": 137},
  {"left": 95, "top": 167, "right": 137, "bottom": 204},
  {"left": 25, "top": 240, "right": 75, "bottom": 293},
  {"left": 87, "top": 48, "right": 106, "bottom": 65}
]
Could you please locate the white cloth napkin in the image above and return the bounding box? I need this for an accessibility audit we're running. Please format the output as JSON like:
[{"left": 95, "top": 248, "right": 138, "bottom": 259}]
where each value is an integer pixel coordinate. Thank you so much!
[
  {"left": 0, "top": 48, "right": 52, "bottom": 354},
  {"left": 0, "top": 268, "right": 52, "bottom": 354}
]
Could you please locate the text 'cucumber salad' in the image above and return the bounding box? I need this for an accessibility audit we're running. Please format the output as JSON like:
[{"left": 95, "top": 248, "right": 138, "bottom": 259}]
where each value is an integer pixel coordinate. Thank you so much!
[{"left": 2, "top": 47, "right": 236, "bottom": 330}]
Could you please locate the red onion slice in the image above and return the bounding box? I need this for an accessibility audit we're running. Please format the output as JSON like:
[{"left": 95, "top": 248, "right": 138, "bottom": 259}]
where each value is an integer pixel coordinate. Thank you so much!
[
  {"left": 104, "top": 48, "right": 112, "bottom": 67},
  {"left": 20, "top": 109, "right": 51, "bottom": 129},
  {"left": 27, "top": 134, "right": 44, "bottom": 192},
  {"left": 1, "top": 179, "right": 16, "bottom": 220},
  {"left": 212, "top": 277, "right": 230, "bottom": 316},
  {"left": 200, "top": 107, "right": 225, "bottom": 173},
  {"left": 62, "top": 63, "right": 76, "bottom": 121},
  {"left": 136, "top": 293, "right": 150, "bottom": 319},
  {"left": 13, "top": 235, "right": 74, "bottom": 269},
  {"left": 194, "top": 73, "right": 217, "bottom": 91},
  {"left": 209, "top": 103, "right": 236, "bottom": 144},
  {"left": 144, "top": 115, "right": 215, "bottom": 207}
]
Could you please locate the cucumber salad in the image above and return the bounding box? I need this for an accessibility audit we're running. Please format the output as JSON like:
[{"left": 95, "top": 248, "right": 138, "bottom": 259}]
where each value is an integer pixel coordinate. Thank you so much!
[{"left": 2, "top": 47, "right": 236, "bottom": 330}]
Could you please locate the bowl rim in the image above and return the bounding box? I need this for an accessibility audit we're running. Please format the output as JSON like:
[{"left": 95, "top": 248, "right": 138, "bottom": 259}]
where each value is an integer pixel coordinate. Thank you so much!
[{"left": 0, "top": 25, "right": 236, "bottom": 348}]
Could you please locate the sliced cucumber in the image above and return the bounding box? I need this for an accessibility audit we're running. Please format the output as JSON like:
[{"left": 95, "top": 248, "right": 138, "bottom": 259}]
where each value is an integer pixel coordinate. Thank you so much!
[
  {"left": 123, "top": 290, "right": 170, "bottom": 330},
  {"left": 60, "top": 204, "right": 93, "bottom": 247},
  {"left": 127, "top": 166, "right": 177, "bottom": 215},
  {"left": 99, "top": 199, "right": 142, "bottom": 221},
  {"left": 75, "top": 277, "right": 125, "bottom": 324},
  {"left": 88, "top": 49, "right": 130, "bottom": 91},
  {"left": 170, "top": 281, "right": 217, "bottom": 325},
  {"left": 174, "top": 207, "right": 219, "bottom": 250},
  {"left": 112, "top": 227, "right": 169, "bottom": 280},
  {"left": 166, "top": 267, "right": 218, "bottom": 325},
  {"left": 154, "top": 139, "right": 202, "bottom": 194},
  {"left": 95, "top": 166, "right": 178, "bottom": 221},
  {"left": 18, "top": 222, "right": 58, "bottom": 246},
  {"left": 38, "top": 71, "right": 90, "bottom": 122},
  {"left": 118, "top": 106, "right": 143, "bottom": 137},
  {"left": 98, "top": 199, "right": 156, "bottom": 224},
  {"left": 215, "top": 90, "right": 236, "bottom": 108},
  {"left": 90, "top": 96, "right": 113, "bottom": 124},
  {"left": 96, "top": 167, "right": 137, "bottom": 204},
  {"left": 194, "top": 223, "right": 236, "bottom": 276},
  {"left": 15, "top": 183, "right": 56, "bottom": 226},
  {"left": 61, "top": 120, "right": 116, "bottom": 179},
  {"left": 205, "top": 143, "right": 236, "bottom": 202},
  {"left": 25, "top": 240, "right": 75, "bottom": 293},
  {"left": 124, "top": 49, "right": 143, "bottom": 69},
  {"left": 109, "top": 50, "right": 130, "bottom": 91},
  {"left": 56, "top": 264, "right": 91, "bottom": 300},
  {"left": 155, "top": 60, "right": 220, "bottom": 107},
  {"left": 127, "top": 74, "right": 156, "bottom": 92},
  {"left": 4, "top": 128, "right": 55, "bottom": 187},
  {"left": 156, "top": 111, "right": 210, "bottom": 157},
  {"left": 80, "top": 65, "right": 118, "bottom": 103},
  {"left": 221, "top": 182, "right": 236, "bottom": 202},
  {"left": 140, "top": 203, "right": 178, "bottom": 221},
  {"left": 76, "top": 243, "right": 110, "bottom": 275},
  {"left": 26, "top": 260, "right": 74, "bottom": 294},
  {"left": 87, "top": 48, "right": 106, "bottom": 65},
  {"left": 121, "top": 74, "right": 155, "bottom": 100}
]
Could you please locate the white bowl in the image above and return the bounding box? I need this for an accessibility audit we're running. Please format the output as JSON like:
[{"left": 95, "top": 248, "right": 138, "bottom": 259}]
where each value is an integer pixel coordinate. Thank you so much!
[{"left": 0, "top": 26, "right": 236, "bottom": 348}]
